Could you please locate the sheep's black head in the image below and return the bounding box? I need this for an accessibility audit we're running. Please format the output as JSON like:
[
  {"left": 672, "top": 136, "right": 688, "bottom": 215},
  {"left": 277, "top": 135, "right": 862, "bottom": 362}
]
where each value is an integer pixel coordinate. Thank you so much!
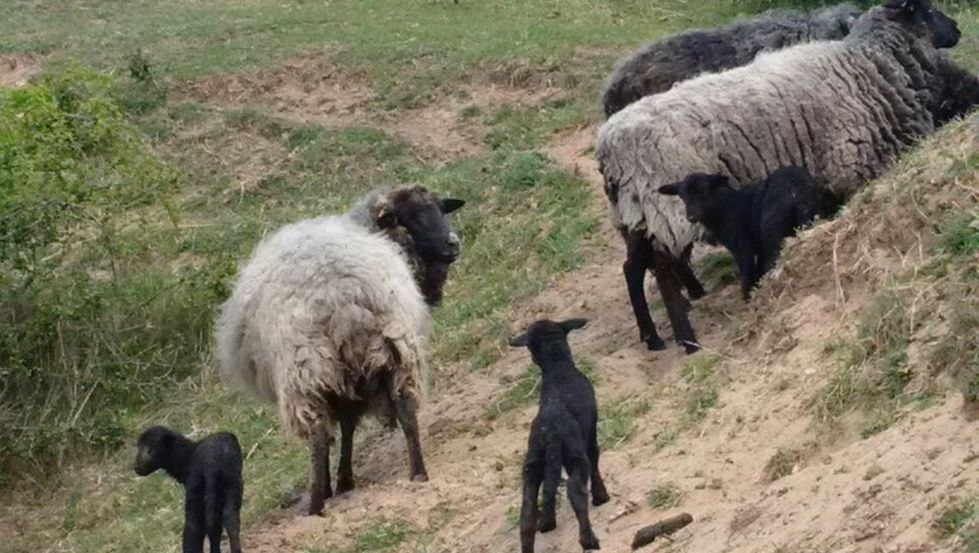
[
  {"left": 134, "top": 425, "right": 176, "bottom": 476},
  {"left": 658, "top": 173, "right": 732, "bottom": 224},
  {"left": 509, "top": 318, "right": 587, "bottom": 366},
  {"left": 372, "top": 186, "right": 465, "bottom": 305},
  {"left": 883, "top": 0, "right": 960, "bottom": 48}
]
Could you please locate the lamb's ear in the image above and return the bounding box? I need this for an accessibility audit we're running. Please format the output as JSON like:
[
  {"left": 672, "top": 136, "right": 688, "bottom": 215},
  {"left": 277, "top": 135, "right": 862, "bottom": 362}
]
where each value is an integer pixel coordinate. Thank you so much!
[
  {"left": 559, "top": 318, "right": 588, "bottom": 333},
  {"left": 439, "top": 198, "right": 465, "bottom": 214},
  {"left": 508, "top": 332, "right": 529, "bottom": 347},
  {"left": 658, "top": 183, "right": 680, "bottom": 196}
]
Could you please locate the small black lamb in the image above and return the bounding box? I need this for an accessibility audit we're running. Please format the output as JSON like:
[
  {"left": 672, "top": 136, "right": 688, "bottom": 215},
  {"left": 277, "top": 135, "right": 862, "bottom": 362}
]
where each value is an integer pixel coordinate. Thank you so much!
[
  {"left": 134, "top": 426, "right": 244, "bottom": 553},
  {"left": 658, "top": 166, "right": 838, "bottom": 300},
  {"left": 510, "top": 318, "right": 608, "bottom": 553}
]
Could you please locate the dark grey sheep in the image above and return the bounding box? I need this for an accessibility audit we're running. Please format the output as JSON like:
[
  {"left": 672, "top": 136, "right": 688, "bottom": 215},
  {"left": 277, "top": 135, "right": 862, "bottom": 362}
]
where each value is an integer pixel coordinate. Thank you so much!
[{"left": 602, "top": 4, "right": 863, "bottom": 117}]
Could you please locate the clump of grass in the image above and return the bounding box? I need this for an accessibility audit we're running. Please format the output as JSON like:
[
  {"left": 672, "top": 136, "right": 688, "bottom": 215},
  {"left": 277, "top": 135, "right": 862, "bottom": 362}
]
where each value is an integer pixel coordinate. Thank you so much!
[
  {"left": 646, "top": 483, "right": 683, "bottom": 509},
  {"left": 763, "top": 448, "right": 802, "bottom": 482},
  {"left": 488, "top": 364, "right": 540, "bottom": 419},
  {"left": 354, "top": 520, "right": 415, "bottom": 552},
  {"left": 697, "top": 252, "right": 738, "bottom": 288},
  {"left": 938, "top": 213, "right": 979, "bottom": 258},
  {"left": 937, "top": 499, "right": 979, "bottom": 553},
  {"left": 598, "top": 396, "right": 650, "bottom": 450},
  {"left": 681, "top": 354, "right": 722, "bottom": 423}
]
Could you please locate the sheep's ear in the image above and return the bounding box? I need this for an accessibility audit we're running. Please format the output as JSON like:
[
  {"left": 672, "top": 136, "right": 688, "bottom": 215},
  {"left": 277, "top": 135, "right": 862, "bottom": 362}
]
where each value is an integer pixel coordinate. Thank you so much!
[
  {"left": 560, "top": 318, "right": 588, "bottom": 333},
  {"left": 439, "top": 198, "right": 465, "bottom": 214},
  {"left": 508, "top": 332, "right": 529, "bottom": 348},
  {"left": 372, "top": 199, "right": 398, "bottom": 229},
  {"left": 658, "top": 184, "right": 680, "bottom": 196}
]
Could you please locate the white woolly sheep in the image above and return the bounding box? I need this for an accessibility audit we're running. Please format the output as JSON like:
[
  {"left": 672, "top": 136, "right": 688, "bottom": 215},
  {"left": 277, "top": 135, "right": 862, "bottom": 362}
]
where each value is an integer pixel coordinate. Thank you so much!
[
  {"left": 215, "top": 186, "right": 464, "bottom": 514},
  {"left": 602, "top": 3, "right": 863, "bottom": 117},
  {"left": 596, "top": 0, "right": 975, "bottom": 354}
]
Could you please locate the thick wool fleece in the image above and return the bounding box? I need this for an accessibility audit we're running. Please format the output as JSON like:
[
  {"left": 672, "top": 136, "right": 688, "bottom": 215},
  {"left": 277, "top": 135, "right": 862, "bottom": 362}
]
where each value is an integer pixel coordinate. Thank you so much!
[
  {"left": 597, "top": 5, "right": 977, "bottom": 256},
  {"left": 215, "top": 213, "right": 430, "bottom": 440},
  {"left": 601, "top": 4, "right": 862, "bottom": 116}
]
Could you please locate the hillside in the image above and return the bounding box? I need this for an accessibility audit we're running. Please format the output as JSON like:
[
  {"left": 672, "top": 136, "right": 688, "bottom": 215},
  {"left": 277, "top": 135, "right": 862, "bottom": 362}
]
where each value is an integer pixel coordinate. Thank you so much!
[{"left": 0, "top": 1, "right": 977, "bottom": 552}]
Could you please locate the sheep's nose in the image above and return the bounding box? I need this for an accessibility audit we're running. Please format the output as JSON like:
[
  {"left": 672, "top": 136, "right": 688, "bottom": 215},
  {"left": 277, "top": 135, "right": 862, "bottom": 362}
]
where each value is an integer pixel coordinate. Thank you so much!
[{"left": 446, "top": 232, "right": 461, "bottom": 259}]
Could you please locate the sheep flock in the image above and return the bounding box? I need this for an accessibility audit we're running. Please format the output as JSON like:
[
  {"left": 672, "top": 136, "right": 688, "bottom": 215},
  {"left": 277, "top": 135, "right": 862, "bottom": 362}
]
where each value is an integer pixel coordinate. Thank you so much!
[{"left": 126, "top": 0, "right": 977, "bottom": 551}]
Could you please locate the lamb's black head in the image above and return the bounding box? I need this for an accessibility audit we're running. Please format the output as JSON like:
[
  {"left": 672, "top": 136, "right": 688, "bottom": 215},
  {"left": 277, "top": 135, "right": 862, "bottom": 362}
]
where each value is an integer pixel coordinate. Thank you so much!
[
  {"left": 372, "top": 186, "right": 465, "bottom": 305},
  {"left": 509, "top": 318, "right": 587, "bottom": 366},
  {"left": 658, "top": 173, "right": 732, "bottom": 224},
  {"left": 134, "top": 425, "right": 177, "bottom": 476},
  {"left": 883, "top": 0, "right": 960, "bottom": 48}
]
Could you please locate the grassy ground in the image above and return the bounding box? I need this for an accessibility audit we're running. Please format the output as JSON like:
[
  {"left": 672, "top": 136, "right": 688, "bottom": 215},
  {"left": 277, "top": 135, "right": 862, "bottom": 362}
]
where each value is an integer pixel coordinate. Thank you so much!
[{"left": 0, "top": 1, "right": 977, "bottom": 552}]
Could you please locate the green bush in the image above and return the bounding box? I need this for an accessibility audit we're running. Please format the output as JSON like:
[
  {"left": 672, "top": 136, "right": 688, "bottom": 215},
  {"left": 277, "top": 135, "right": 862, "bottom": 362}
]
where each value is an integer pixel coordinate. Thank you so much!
[{"left": 0, "top": 66, "right": 224, "bottom": 486}]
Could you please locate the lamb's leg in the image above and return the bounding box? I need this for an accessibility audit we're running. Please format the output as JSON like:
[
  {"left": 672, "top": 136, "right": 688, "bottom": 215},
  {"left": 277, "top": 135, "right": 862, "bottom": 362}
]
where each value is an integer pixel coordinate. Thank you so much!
[
  {"left": 520, "top": 459, "right": 544, "bottom": 553},
  {"left": 651, "top": 248, "right": 699, "bottom": 354},
  {"left": 183, "top": 491, "right": 206, "bottom": 553},
  {"left": 675, "top": 244, "right": 706, "bottom": 300},
  {"left": 307, "top": 425, "right": 332, "bottom": 515},
  {"left": 336, "top": 414, "right": 356, "bottom": 494},
  {"left": 623, "top": 232, "right": 666, "bottom": 351},
  {"left": 222, "top": 489, "right": 243, "bottom": 553},
  {"left": 566, "top": 458, "right": 600, "bottom": 551},
  {"left": 539, "top": 443, "right": 562, "bottom": 533},
  {"left": 757, "top": 233, "right": 784, "bottom": 279},
  {"left": 394, "top": 392, "right": 429, "bottom": 482},
  {"left": 207, "top": 526, "right": 221, "bottom": 553},
  {"left": 587, "top": 431, "right": 609, "bottom": 506},
  {"left": 735, "top": 250, "right": 756, "bottom": 302}
]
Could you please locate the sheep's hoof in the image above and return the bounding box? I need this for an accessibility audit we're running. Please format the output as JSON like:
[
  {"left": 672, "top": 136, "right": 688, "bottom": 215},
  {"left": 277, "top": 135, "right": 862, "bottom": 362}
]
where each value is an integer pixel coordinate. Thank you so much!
[
  {"left": 592, "top": 489, "right": 610, "bottom": 506},
  {"left": 335, "top": 479, "right": 355, "bottom": 495},
  {"left": 580, "top": 531, "right": 600, "bottom": 550},
  {"left": 411, "top": 473, "right": 429, "bottom": 483},
  {"left": 539, "top": 517, "right": 557, "bottom": 533},
  {"left": 688, "top": 286, "right": 707, "bottom": 301},
  {"left": 643, "top": 335, "right": 667, "bottom": 351},
  {"left": 682, "top": 341, "right": 700, "bottom": 355}
]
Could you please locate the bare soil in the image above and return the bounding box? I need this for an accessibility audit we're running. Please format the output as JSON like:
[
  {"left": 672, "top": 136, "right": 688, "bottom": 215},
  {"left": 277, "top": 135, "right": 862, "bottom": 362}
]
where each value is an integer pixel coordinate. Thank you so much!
[{"left": 0, "top": 53, "right": 41, "bottom": 88}]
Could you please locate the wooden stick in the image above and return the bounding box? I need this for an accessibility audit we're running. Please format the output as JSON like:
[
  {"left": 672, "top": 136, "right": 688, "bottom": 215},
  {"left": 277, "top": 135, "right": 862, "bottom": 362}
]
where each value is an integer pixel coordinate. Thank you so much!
[{"left": 631, "top": 513, "right": 693, "bottom": 550}]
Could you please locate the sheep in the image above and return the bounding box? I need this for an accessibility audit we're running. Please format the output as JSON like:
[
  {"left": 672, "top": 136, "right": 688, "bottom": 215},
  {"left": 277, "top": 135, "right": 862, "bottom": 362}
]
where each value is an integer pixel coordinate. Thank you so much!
[
  {"left": 596, "top": 0, "right": 975, "bottom": 354},
  {"left": 602, "top": 3, "right": 863, "bottom": 117},
  {"left": 134, "top": 426, "right": 243, "bottom": 553},
  {"left": 658, "top": 166, "right": 839, "bottom": 301},
  {"left": 510, "top": 318, "right": 609, "bottom": 553},
  {"left": 215, "top": 186, "right": 464, "bottom": 515}
]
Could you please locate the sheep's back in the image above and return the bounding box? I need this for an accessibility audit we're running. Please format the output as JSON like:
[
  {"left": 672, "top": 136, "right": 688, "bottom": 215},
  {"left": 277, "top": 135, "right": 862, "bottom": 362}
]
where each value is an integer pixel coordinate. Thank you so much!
[
  {"left": 598, "top": 38, "right": 927, "bottom": 254},
  {"left": 215, "top": 216, "right": 430, "bottom": 438}
]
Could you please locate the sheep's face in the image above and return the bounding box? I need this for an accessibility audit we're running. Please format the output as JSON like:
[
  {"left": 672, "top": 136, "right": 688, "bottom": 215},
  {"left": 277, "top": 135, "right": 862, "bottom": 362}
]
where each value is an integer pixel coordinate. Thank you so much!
[
  {"left": 884, "top": 0, "right": 960, "bottom": 48},
  {"left": 133, "top": 426, "right": 172, "bottom": 476},
  {"left": 509, "top": 318, "right": 588, "bottom": 367},
  {"left": 657, "top": 173, "right": 731, "bottom": 224},
  {"left": 377, "top": 187, "right": 465, "bottom": 265}
]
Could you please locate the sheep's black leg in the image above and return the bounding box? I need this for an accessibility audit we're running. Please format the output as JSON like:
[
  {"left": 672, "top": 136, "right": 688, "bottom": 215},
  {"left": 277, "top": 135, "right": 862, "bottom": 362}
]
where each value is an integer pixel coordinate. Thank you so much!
[
  {"left": 222, "top": 488, "right": 243, "bottom": 553},
  {"left": 520, "top": 458, "right": 544, "bottom": 553},
  {"left": 394, "top": 392, "right": 429, "bottom": 482},
  {"left": 735, "top": 250, "right": 756, "bottom": 302},
  {"left": 623, "top": 231, "right": 666, "bottom": 351},
  {"left": 587, "top": 431, "right": 609, "bottom": 506},
  {"left": 307, "top": 425, "right": 332, "bottom": 515},
  {"left": 566, "top": 458, "right": 600, "bottom": 551},
  {"left": 336, "top": 414, "right": 356, "bottom": 494},
  {"left": 183, "top": 489, "right": 206, "bottom": 553},
  {"left": 539, "top": 443, "right": 562, "bottom": 533},
  {"left": 757, "top": 233, "right": 784, "bottom": 279},
  {"left": 651, "top": 248, "right": 699, "bottom": 354},
  {"left": 675, "top": 244, "right": 706, "bottom": 300}
]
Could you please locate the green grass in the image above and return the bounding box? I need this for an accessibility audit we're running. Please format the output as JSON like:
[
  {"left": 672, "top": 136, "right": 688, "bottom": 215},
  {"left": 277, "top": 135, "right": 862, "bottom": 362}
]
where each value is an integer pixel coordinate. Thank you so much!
[
  {"left": 598, "top": 396, "right": 651, "bottom": 450},
  {"left": 487, "top": 357, "right": 596, "bottom": 420},
  {"left": 645, "top": 483, "right": 683, "bottom": 509},
  {"left": 681, "top": 353, "right": 723, "bottom": 423},
  {"left": 937, "top": 499, "right": 979, "bottom": 553}
]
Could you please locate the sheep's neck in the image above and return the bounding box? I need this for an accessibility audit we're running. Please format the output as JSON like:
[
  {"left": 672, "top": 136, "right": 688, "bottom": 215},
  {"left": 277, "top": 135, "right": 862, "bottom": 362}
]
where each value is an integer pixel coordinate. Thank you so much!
[
  {"left": 162, "top": 437, "right": 197, "bottom": 484},
  {"left": 530, "top": 341, "right": 575, "bottom": 371}
]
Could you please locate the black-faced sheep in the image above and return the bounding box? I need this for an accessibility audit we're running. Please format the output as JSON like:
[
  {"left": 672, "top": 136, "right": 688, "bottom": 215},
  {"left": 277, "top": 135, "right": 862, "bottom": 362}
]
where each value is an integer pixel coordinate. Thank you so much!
[
  {"left": 134, "top": 426, "right": 243, "bottom": 553},
  {"left": 602, "top": 3, "right": 863, "bottom": 117},
  {"left": 659, "top": 166, "right": 838, "bottom": 301},
  {"left": 510, "top": 318, "right": 608, "bottom": 553},
  {"left": 215, "top": 186, "right": 464, "bottom": 515},
  {"left": 596, "top": 0, "right": 975, "bottom": 354}
]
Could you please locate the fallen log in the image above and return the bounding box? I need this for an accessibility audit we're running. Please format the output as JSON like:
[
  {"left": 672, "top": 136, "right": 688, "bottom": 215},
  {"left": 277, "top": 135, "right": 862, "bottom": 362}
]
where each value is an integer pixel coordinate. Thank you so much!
[{"left": 631, "top": 513, "right": 693, "bottom": 549}]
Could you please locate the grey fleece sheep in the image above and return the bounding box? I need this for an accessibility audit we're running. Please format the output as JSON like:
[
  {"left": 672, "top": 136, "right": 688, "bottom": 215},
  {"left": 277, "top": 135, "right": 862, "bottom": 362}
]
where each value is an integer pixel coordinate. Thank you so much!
[
  {"left": 602, "top": 4, "right": 863, "bottom": 117},
  {"left": 216, "top": 186, "right": 464, "bottom": 515},
  {"left": 596, "top": 0, "right": 975, "bottom": 354}
]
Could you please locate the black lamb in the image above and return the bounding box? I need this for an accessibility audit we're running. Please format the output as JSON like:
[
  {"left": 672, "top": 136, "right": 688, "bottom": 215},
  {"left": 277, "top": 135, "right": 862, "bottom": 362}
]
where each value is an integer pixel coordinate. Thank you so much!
[
  {"left": 134, "top": 426, "right": 244, "bottom": 553},
  {"left": 510, "top": 318, "right": 609, "bottom": 553},
  {"left": 658, "top": 166, "right": 838, "bottom": 300}
]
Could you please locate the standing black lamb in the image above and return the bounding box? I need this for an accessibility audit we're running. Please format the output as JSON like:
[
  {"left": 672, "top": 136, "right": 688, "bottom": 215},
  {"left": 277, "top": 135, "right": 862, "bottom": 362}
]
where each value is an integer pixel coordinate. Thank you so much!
[
  {"left": 511, "top": 318, "right": 609, "bottom": 553},
  {"left": 602, "top": 4, "right": 864, "bottom": 117},
  {"left": 658, "top": 166, "right": 838, "bottom": 301},
  {"left": 134, "top": 426, "right": 244, "bottom": 553}
]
